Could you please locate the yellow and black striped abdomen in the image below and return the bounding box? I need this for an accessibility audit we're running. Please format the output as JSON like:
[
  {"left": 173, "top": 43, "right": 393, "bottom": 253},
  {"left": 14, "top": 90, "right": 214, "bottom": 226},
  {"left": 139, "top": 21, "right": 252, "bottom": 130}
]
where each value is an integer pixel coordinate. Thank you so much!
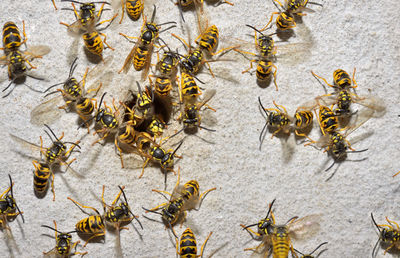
[
  {"left": 294, "top": 110, "right": 313, "bottom": 129},
  {"left": 3, "top": 22, "right": 22, "bottom": 50},
  {"left": 179, "top": 228, "right": 197, "bottom": 258},
  {"left": 182, "top": 180, "right": 199, "bottom": 201},
  {"left": 319, "top": 106, "right": 338, "bottom": 133},
  {"left": 272, "top": 236, "right": 290, "bottom": 258},
  {"left": 333, "top": 69, "right": 351, "bottom": 89},
  {"left": 276, "top": 11, "right": 295, "bottom": 30},
  {"left": 181, "top": 72, "right": 200, "bottom": 98},
  {"left": 83, "top": 31, "right": 103, "bottom": 56},
  {"left": 155, "top": 77, "right": 173, "bottom": 96},
  {"left": 126, "top": 0, "right": 144, "bottom": 20},
  {"left": 33, "top": 161, "right": 51, "bottom": 193},
  {"left": 133, "top": 45, "right": 148, "bottom": 71},
  {"left": 76, "top": 215, "right": 105, "bottom": 234},
  {"left": 199, "top": 25, "right": 219, "bottom": 53},
  {"left": 76, "top": 97, "right": 95, "bottom": 117},
  {"left": 256, "top": 60, "right": 273, "bottom": 81},
  {"left": 118, "top": 125, "right": 136, "bottom": 145}
]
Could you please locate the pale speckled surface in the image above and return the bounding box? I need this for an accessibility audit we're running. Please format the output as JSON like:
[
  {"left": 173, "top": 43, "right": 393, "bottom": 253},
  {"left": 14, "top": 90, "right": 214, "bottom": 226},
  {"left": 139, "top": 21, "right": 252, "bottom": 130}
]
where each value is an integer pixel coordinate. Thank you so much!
[{"left": 0, "top": 0, "right": 399, "bottom": 257}]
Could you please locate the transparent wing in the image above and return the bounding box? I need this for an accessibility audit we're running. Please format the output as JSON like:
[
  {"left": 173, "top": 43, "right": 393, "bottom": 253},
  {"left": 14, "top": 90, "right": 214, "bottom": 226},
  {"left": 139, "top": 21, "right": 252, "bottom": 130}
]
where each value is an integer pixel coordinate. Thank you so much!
[
  {"left": 344, "top": 107, "right": 375, "bottom": 138},
  {"left": 198, "top": 89, "right": 216, "bottom": 109},
  {"left": 30, "top": 95, "right": 64, "bottom": 126},
  {"left": 140, "top": 44, "right": 154, "bottom": 81},
  {"left": 0, "top": 54, "right": 8, "bottom": 65},
  {"left": 25, "top": 45, "right": 51, "bottom": 60},
  {"left": 66, "top": 20, "right": 85, "bottom": 36},
  {"left": 251, "top": 235, "right": 272, "bottom": 258},
  {"left": 9, "top": 133, "right": 42, "bottom": 153},
  {"left": 85, "top": 56, "right": 114, "bottom": 97},
  {"left": 288, "top": 214, "right": 321, "bottom": 240},
  {"left": 276, "top": 42, "right": 313, "bottom": 66},
  {"left": 85, "top": 55, "right": 114, "bottom": 83},
  {"left": 121, "top": 43, "right": 139, "bottom": 74},
  {"left": 43, "top": 247, "right": 58, "bottom": 258},
  {"left": 354, "top": 95, "right": 386, "bottom": 118}
]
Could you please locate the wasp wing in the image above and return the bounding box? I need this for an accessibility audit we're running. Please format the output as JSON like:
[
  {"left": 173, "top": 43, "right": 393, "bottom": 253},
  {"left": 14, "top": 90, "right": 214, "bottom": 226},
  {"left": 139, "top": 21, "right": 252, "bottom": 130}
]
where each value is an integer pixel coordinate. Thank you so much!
[
  {"left": 121, "top": 42, "right": 139, "bottom": 74},
  {"left": 140, "top": 44, "right": 154, "bottom": 81},
  {"left": 24, "top": 45, "right": 51, "bottom": 60},
  {"left": 197, "top": 89, "right": 216, "bottom": 110},
  {"left": 30, "top": 95, "right": 64, "bottom": 126},
  {"left": 354, "top": 95, "right": 386, "bottom": 118},
  {"left": 85, "top": 56, "right": 114, "bottom": 97},
  {"left": 288, "top": 214, "right": 321, "bottom": 240},
  {"left": 10, "top": 134, "right": 42, "bottom": 153}
]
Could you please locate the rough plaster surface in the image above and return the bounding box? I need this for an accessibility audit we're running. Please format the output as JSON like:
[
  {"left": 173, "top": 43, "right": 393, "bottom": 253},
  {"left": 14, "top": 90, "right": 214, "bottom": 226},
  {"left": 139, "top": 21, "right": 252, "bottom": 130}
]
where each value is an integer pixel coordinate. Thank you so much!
[{"left": 0, "top": 0, "right": 399, "bottom": 257}]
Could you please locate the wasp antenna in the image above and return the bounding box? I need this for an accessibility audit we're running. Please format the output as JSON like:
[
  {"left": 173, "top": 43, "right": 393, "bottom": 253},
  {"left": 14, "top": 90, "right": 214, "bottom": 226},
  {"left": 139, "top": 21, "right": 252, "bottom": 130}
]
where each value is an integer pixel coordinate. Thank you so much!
[
  {"left": 69, "top": 57, "right": 79, "bottom": 78},
  {"left": 246, "top": 24, "right": 264, "bottom": 35},
  {"left": 177, "top": 0, "right": 186, "bottom": 23},
  {"left": 150, "top": 5, "right": 157, "bottom": 23},
  {"left": 41, "top": 225, "right": 63, "bottom": 234},
  {"left": 44, "top": 82, "right": 65, "bottom": 93},
  {"left": 198, "top": 125, "right": 216, "bottom": 132},
  {"left": 242, "top": 223, "right": 258, "bottom": 230},
  {"left": 159, "top": 25, "right": 177, "bottom": 34},
  {"left": 265, "top": 198, "right": 276, "bottom": 219},
  {"left": 309, "top": 242, "right": 328, "bottom": 255},
  {"left": 325, "top": 160, "right": 336, "bottom": 172},
  {"left": 44, "top": 124, "right": 60, "bottom": 142},
  {"left": 346, "top": 148, "right": 368, "bottom": 154},
  {"left": 172, "top": 141, "right": 183, "bottom": 157},
  {"left": 98, "top": 92, "right": 107, "bottom": 109},
  {"left": 142, "top": 207, "right": 163, "bottom": 216}
]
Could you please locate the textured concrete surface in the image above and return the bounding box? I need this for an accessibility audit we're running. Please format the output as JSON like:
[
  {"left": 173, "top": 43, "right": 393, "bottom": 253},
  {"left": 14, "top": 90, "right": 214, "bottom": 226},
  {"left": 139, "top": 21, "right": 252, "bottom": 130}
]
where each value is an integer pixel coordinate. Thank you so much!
[{"left": 0, "top": 0, "right": 399, "bottom": 257}]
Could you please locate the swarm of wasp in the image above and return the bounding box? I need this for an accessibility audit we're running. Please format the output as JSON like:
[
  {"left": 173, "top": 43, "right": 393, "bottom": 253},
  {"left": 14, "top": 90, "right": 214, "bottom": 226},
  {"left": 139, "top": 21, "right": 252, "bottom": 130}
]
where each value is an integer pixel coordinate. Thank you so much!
[
  {"left": 0, "top": 21, "right": 51, "bottom": 97},
  {"left": 312, "top": 68, "right": 386, "bottom": 122},
  {"left": 241, "top": 199, "right": 321, "bottom": 258},
  {"left": 60, "top": 0, "right": 118, "bottom": 58},
  {"left": 119, "top": 5, "right": 177, "bottom": 80},
  {"left": 260, "top": 0, "right": 323, "bottom": 32},
  {"left": 67, "top": 196, "right": 106, "bottom": 247},
  {"left": 143, "top": 168, "right": 215, "bottom": 236},
  {"left": 30, "top": 56, "right": 113, "bottom": 128},
  {"left": 371, "top": 213, "right": 400, "bottom": 257},
  {"left": 41, "top": 220, "right": 87, "bottom": 257},
  {"left": 10, "top": 124, "right": 82, "bottom": 200},
  {"left": 175, "top": 227, "right": 213, "bottom": 258}
]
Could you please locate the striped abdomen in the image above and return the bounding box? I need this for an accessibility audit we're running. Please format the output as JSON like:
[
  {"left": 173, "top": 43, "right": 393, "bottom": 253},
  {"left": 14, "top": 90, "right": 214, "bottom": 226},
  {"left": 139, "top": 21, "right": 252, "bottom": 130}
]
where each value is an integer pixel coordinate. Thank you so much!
[
  {"left": 182, "top": 180, "right": 199, "bottom": 201},
  {"left": 199, "top": 25, "right": 219, "bottom": 53},
  {"left": 179, "top": 228, "right": 197, "bottom": 258},
  {"left": 76, "top": 215, "right": 105, "bottom": 234},
  {"left": 133, "top": 45, "right": 149, "bottom": 71},
  {"left": 256, "top": 60, "right": 273, "bottom": 81},
  {"left": 83, "top": 31, "right": 103, "bottom": 56},
  {"left": 76, "top": 97, "right": 95, "bottom": 117},
  {"left": 126, "top": 0, "right": 144, "bottom": 20},
  {"left": 33, "top": 160, "right": 51, "bottom": 193},
  {"left": 294, "top": 110, "right": 313, "bottom": 129},
  {"left": 3, "top": 22, "right": 22, "bottom": 50}
]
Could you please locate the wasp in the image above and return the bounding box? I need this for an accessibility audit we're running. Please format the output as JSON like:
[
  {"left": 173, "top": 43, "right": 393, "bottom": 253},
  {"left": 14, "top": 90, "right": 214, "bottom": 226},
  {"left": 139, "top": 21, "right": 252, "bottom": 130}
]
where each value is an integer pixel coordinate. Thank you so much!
[
  {"left": 293, "top": 242, "right": 328, "bottom": 258},
  {"left": 234, "top": 25, "right": 278, "bottom": 90},
  {"left": 146, "top": 116, "right": 167, "bottom": 138},
  {"left": 258, "top": 97, "right": 291, "bottom": 144},
  {"left": 119, "top": 5, "right": 176, "bottom": 80},
  {"left": 0, "top": 21, "right": 51, "bottom": 97},
  {"left": 305, "top": 108, "right": 372, "bottom": 173},
  {"left": 102, "top": 185, "right": 143, "bottom": 231},
  {"left": 292, "top": 106, "right": 314, "bottom": 141},
  {"left": 112, "top": 0, "right": 144, "bottom": 23},
  {"left": 68, "top": 197, "right": 106, "bottom": 247},
  {"left": 32, "top": 160, "right": 55, "bottom": 200},
  {"left": 312, "top": 69, "right": 386, "bottom": 120},
  {"left": 89, "top": 92, "right": 121, "bottom": 145},
  {"left": 241, "top": 199, "right": 276, "bottom": 241},
  {"left": 371, "top": 213, "right": 400, "bottom": 257},
  {"left": 315, "top": 105, "right": 338, "bottom": 136},
  {"left": 139, "top": 140, "right": 183, "bottom": 178},
  {"left": 60, "top": 1, "right": 117, "bottom": 57},
  {"left": 243, "top": 200, "right": 321, "bottom": 258},
  {"left": 0, "top": 175, "right": 25, "bottom": 231},
  {"left": 153, "top": 167, "right": 216, "bottom": 212},
  {"left": 261, "top": 0, "right": 323, "bottom": 31},
  {"left": 10, "top": 124, "right": 81, "bottom": 171},
  {"left": 171, "top": 89, "right": 216, "bottom": 138},
  {"left": 143, "top": 197, "right": 185, "bottom": 238},
  {"left": 30, "top": 56, "right": 113, "bottom": 128},
  {"left": 42, "top": 220, "right": 87, "bottom": 257},
  {"left": 176, "top": 228, "right": 213, "bottom": 258}
]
